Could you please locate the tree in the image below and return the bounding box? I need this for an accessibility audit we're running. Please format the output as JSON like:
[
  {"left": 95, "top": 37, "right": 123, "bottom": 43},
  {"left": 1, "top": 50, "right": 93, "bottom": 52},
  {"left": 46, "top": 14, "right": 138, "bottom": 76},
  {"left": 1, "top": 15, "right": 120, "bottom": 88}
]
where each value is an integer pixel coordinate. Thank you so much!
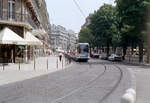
[
  {"left": 78, "top": 26, "right": 94, "bottom": 56},
  {"left": 89, "top": 4, "right": 118, "bottom": 56},
  {"left": 116, "top": 0, "right": 150, "bottom": 62},
  {"left": 78, "top": 27, "right": 94, "bottom": 45}
]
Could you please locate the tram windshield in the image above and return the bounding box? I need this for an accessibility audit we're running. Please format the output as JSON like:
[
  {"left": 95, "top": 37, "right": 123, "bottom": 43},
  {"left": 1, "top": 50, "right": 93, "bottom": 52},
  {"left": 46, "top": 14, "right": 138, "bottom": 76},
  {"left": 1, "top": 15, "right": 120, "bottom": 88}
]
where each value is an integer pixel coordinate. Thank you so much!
[{"left": 78, "top": 44, "right": 89, "bottom": 53}]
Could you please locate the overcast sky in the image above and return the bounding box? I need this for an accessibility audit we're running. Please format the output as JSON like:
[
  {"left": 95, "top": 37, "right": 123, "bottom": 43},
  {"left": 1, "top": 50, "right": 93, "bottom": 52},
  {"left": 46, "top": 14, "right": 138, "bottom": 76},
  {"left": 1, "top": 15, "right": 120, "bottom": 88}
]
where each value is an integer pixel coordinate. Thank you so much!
[{"left": 45, "top": 0, "right": 114, "bottom": 33}]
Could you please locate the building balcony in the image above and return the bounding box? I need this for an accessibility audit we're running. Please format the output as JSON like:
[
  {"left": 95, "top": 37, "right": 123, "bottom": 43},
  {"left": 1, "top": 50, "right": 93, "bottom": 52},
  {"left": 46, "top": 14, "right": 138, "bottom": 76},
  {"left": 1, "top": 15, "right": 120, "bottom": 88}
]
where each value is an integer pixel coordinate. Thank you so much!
[
  {"left": 0, "top": 11, "right": 35, "bottom": 29},
  {"left": 25, "top": 0, "right": 41, "bottom": 23},
  {"left": 32, "top": 29, "right": 48, "bottom": 39}
]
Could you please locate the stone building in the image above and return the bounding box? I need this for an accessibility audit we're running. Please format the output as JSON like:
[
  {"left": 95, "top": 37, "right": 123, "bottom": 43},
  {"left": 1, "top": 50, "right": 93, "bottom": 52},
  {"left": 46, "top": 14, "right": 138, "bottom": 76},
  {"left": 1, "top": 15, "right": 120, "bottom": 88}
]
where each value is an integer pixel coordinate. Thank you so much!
[
  {"left": 68, "top": 30, "right": 77, "bottom": 50},
  {"left": 50, "top": 24, "right": 77, "bottom": 52},
  {"left": 0, "top": 0, "right": 50, "bottom": 63}
]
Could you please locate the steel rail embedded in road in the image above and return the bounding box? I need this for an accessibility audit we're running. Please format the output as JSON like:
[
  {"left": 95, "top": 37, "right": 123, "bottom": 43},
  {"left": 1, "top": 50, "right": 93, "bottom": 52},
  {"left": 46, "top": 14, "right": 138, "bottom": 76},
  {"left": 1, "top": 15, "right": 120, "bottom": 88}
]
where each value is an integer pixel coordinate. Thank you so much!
[
  {"left": 51, "top": 61, "right": 124, "bottom": 103},
  {"left": 0, "top": 60, "right": 125, "bottom": 103},
  {"left": 78, "top": 61, "right": 124, "bottom": 103},
  {"left": 51, "top": 63, "right": 107, "bottom": 103},
  {"left": 98, "top": 64, "right": 123, "bottom": 103}
]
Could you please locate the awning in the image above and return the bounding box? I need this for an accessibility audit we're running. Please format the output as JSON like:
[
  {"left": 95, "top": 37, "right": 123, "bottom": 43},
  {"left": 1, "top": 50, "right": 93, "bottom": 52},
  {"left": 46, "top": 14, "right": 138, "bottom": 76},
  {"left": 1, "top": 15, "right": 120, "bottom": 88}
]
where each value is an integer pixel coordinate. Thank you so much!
[
  {"left": 0, "top": 27, "right": 27, "bottom": 45},
  {"left": 25, "top": 32, "right": 43, "bottom": 45}
]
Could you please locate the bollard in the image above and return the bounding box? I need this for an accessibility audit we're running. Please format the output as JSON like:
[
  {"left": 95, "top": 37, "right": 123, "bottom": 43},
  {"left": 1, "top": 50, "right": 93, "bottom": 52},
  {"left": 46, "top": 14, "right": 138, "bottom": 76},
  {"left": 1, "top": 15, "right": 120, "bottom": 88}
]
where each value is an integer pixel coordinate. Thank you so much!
[
  {"left": 47, "top": 58, "right": 48, "bottom": 70},
  {"left": 3, "top": 63, "right": 4, "bottom": 71},
  {"left": 34, "top": 58, "right": 36, "bottom": 71},
  {"left": 125, "top": 88, "right": 136, "bottom": 101},
  {"left": 64, "top": 57, "right": 66, "bottom": 66},
  {"left": 69, "top": 57, "right": 71, "bottom": 64},
  {"left": 121, "top": 89, "right": 136, "bottom": 103},
  {"left": 121, "top": 93, "right": 134, "bottom": 103},
  {"left": 56, "top": 58, "right": 58, "bottom": 69},
  {"left": 62, "top": 59, "right": 63, "bottom": 69},
  {"left": 121, "top": 88, "right": 136, "bottom": 103},
  {"left": 19, "top": 62, "right": 21, "bottom": 71}
]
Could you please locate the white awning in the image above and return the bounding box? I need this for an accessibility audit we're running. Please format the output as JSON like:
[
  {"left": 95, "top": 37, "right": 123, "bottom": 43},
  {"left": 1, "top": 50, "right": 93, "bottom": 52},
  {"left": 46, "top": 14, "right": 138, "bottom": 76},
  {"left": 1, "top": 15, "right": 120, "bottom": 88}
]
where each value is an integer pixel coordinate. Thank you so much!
[
  {"left": 25, "top": 32, "right": 43, "bottom": 45},
  {"left": 0, "top": 27, "right": 27, "bottom": 45}
]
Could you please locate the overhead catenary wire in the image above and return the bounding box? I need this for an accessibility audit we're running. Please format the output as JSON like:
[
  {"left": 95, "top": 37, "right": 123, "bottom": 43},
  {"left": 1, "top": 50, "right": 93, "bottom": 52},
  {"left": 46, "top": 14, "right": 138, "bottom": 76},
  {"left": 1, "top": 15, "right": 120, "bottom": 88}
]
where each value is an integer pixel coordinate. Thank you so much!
[{"left": 72, "top": 0, "right": 86, "bottom": 19}]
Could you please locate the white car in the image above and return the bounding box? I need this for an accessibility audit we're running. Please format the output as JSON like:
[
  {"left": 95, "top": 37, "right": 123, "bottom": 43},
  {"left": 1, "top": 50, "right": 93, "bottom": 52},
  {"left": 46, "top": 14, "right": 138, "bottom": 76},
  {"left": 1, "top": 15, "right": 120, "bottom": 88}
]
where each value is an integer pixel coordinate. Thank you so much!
[
  {"left": 108, "top": 54, "right": 122, "bottom": 61},
  {"left": 92, "top": 53, "right": 99, "bottom": 58}
]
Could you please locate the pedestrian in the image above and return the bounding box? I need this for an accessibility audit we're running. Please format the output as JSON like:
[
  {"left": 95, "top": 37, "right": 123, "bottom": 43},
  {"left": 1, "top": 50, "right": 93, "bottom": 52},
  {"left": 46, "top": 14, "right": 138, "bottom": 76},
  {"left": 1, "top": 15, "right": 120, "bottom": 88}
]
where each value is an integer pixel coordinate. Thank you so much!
[{"left": 59, "top": 52, "right": 62, "bottom": 61}]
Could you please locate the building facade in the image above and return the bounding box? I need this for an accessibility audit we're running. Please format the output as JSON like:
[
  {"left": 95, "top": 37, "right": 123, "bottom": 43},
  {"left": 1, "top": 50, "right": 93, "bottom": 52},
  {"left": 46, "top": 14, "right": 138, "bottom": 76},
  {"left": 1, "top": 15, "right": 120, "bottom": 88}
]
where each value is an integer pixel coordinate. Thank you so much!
[
  {"left": 50, "top": 24, "right": 77, "bottom": 52},
  {"left": 68, "top": 30, "right": 78, "bottom": 50},
  {"left": 0, "top": 0, "right": 50, "bottom": 63}
]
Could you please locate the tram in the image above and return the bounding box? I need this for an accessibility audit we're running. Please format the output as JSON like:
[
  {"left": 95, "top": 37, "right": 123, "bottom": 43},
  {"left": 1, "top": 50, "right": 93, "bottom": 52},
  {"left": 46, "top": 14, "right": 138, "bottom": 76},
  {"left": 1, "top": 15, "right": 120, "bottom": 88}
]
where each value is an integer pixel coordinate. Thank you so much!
[{"left": 75, "top": 43, "right": 90, "bottom": 62}]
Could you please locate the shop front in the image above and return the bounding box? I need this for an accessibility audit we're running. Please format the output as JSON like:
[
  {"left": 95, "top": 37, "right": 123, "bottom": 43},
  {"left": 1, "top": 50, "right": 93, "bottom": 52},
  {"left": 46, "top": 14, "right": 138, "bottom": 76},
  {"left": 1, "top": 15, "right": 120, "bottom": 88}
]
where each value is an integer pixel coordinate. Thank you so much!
[
  {"left": 0, "top": 27, "right": 43, "bottom": 63},
  {"left": 24, "top": 31, "right": 43, "bottom": 62},
  {"left": 0, "top": 27, "right": 26, "bottom": 63}
]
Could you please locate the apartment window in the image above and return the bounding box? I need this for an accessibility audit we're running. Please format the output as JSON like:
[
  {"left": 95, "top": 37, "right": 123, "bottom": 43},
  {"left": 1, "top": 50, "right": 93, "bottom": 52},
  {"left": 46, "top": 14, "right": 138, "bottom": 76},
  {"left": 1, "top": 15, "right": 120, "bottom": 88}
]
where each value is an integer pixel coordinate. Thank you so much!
[
  {"left": 8, "top": 0, "right": 15, "bottom": 20},
  {"left": 0, "top": 0, "right": 3, "bottom": 18}
]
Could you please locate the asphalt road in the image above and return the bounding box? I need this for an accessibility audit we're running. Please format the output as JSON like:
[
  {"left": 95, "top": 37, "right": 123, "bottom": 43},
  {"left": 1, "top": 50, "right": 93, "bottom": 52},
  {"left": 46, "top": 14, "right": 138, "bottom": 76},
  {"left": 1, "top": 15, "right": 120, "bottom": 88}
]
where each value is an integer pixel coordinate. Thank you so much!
[{"left": 0, "top": 59, "right": 132, "bottom": 103}]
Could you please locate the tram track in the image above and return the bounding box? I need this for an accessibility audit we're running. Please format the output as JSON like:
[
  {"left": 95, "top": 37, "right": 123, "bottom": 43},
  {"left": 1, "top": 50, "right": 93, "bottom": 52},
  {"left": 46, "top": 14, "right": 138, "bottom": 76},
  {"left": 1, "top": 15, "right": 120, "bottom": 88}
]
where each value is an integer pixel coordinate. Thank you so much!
[
  {"left": 51, "top": 62, "right": 107, "bottom": 103},
  {"left": 78, "top": 61, "right": 123, "bottom": 103},
  {"left": 98, "top": 64, "right": 123, "bottom": 103},
  {"left": 51, "top": 61, "right": 123, "bottom": 103},
  {"left": 0, "top": 60, "right": 124, "bottom": 103}
]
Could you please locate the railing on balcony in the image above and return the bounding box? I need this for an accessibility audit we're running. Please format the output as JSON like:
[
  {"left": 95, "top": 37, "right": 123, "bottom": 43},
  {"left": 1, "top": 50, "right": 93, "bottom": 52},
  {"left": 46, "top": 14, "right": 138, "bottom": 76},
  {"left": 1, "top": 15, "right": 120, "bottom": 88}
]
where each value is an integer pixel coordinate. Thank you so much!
[
  {"left": 31, "top": 0, "right": 41, "bottom": 18},
  {"left": 26, "top": 0, "right": 41, "bottom": 22},
  {"left": 0, "top": 11, "right": 29, "bottom": 23},
  {"left": 28, "top": 14, "right": 38, "bottom": 29},
  {"left": 0, "top": 10, "right": 38, "bottom": 29}
]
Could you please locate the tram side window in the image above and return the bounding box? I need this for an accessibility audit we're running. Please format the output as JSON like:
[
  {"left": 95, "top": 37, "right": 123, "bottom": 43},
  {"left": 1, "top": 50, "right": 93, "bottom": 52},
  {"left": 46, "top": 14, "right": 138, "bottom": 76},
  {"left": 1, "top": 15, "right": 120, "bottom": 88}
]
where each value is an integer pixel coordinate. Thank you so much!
[{"left": 83, "top": 45, "right": 89, "bottom": 52}]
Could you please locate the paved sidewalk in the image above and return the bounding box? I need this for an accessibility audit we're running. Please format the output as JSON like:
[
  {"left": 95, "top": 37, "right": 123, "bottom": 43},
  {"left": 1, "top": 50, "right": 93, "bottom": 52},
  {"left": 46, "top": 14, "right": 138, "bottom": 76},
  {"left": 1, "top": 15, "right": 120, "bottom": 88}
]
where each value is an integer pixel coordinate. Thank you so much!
[
  {"left": 0, "top": 56, "right": 71, "bottom": 86},
  {"left": 125, "top": 65, "right": 150, "bottom": 103}
]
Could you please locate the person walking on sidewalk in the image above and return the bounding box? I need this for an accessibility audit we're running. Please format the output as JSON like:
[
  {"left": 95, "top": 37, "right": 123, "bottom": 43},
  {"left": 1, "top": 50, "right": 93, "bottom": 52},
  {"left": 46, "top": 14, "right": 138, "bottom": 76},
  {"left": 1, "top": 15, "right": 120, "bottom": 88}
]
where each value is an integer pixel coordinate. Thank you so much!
[{"left": 59, "top": 52, "right": 62, "bottom": 61}]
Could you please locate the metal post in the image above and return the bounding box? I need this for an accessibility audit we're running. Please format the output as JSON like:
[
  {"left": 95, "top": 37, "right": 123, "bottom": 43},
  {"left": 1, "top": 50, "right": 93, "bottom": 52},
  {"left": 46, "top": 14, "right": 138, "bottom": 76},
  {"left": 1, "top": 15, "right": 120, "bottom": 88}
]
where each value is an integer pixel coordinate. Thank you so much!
[
  {"left": 3, "top": 63, "right": 4, "bottom": 71},
  {"left": 62, "top": 59, "right": 63, "bottom": 69},
  {"left": 19, "top": 61, "right": 20, "bottom": 70},
  {"left": 47, "top": 58, "right": 48, "bottom": 70},
  {"left": 65, "top": 56, "right": 67, "bottom": 66},
  {"left": 69, "top": 57, "right": 71, "bottom": 64},
  {"left": 56, "top": 58, "right": 58, "bottom": 69},
  {"left": 34, "top": 57, "right": 36, "bottom": 71},
  {"left": 129, "top": 54, "right": 131, "bottom": 62},
  {"left": 67, "top": 58, "right": 68, "bottom": 65},
  {"left": 25, "top": 46, "right": 28, "bottom": 63}
]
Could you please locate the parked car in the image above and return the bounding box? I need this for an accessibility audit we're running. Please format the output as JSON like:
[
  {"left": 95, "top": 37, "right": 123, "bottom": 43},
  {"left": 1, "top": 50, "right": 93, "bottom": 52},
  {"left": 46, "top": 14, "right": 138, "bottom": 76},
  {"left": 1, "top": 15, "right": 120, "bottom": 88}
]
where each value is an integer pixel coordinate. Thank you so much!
[
  {"left": 92, "top": 52, "right": 99, "bottom": 58},
  {"left": 108, "top": 54, "right": 122, "bottom": 61}
]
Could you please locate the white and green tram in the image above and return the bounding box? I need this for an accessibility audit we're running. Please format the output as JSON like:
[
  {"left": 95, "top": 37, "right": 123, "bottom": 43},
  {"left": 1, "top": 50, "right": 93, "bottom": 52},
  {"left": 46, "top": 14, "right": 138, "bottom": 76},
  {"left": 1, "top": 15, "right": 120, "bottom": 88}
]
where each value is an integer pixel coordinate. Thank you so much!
[{"left": 75, "top": 43, "right": 90, "bottom": 62}]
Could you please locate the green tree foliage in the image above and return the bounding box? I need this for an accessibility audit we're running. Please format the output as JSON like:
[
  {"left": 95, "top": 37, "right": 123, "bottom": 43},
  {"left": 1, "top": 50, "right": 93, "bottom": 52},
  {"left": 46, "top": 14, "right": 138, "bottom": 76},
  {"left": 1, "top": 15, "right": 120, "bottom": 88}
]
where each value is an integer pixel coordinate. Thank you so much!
[
  {"left": 78, "top": 27, "right": 94, "bottom": 45},
  {"left": 116, "top": 0, "right": 150, "bottom": 62},
  {"left": 79, "top": 0, "right": 150, "bottom": 62},
  {"left": 89, "top": 4, "right": 118, "bottom": 56}
]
